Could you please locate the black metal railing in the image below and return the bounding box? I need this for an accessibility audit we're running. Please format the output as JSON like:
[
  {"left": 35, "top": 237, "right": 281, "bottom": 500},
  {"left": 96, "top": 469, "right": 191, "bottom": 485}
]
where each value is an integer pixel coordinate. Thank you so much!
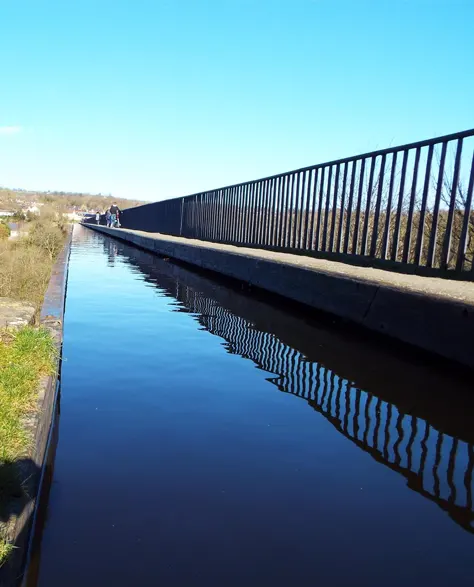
[{"left": 111, "top": 128, "right": 474, "bottom": 276}]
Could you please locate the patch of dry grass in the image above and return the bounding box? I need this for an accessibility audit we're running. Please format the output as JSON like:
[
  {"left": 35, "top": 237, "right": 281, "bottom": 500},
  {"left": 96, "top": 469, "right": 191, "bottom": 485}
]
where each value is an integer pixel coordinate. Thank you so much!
[{"left": 0, "top": 219, "right": 66, "bottom": 311}]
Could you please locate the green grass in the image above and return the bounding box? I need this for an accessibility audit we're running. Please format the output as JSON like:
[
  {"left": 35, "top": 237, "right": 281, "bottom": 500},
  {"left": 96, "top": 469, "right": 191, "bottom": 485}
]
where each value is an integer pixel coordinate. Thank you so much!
[
  {"left": 0, "top": 540, "right": 14, "bottom": 566},
  {"left": 0, "top": 327, "right": 56, "bottom": 565}
]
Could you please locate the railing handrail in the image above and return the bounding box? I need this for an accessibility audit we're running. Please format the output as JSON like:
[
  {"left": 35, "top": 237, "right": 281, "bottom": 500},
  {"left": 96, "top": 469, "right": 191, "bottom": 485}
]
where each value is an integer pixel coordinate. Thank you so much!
[{"left": 178, "top": 127, "right": 474, "bottom": 199}]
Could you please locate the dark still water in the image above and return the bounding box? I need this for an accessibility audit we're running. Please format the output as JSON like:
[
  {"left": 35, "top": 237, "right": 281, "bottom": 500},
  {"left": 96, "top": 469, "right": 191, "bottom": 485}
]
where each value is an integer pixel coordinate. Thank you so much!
[{"left": 35, "top": 225, "right": 474, "bottom": 587}]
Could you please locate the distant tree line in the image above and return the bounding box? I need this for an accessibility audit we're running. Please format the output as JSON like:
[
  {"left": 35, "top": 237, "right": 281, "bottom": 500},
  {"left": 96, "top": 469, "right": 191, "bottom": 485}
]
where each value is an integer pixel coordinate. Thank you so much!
[{"left": 0, "top": 187, "right": 145, "bottom": 214}]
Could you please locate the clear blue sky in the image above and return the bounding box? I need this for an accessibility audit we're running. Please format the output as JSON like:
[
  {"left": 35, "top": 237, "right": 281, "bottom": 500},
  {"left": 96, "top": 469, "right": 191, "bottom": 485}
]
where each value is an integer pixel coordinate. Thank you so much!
[{"left": 1, "top": 0, "right": 473, "bottom": 202}]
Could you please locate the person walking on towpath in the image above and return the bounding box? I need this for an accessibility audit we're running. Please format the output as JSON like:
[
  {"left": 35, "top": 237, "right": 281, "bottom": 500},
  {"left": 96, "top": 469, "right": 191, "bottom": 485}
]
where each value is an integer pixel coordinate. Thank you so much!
[
  {"left": 105, "top": 209, "right": 111, "bottom": 227},
  {"left": 95, "top": 211, "right": 100, "bottom": 225},
  {"left": 109, "top": 203, "right": 121, "bottom": 228}
]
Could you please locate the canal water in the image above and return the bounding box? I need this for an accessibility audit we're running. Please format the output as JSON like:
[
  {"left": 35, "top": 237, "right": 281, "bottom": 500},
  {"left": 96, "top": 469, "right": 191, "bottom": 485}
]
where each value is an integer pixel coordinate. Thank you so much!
[{"left": 34, "top": 225, "right": 474, "bottom": 587}]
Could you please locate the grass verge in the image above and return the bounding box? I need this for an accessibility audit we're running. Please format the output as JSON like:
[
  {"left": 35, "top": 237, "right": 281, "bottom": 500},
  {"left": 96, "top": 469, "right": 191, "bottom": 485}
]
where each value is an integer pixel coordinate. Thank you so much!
[{"left": 0, "top": 327, "right": 56, "bottom": 565}]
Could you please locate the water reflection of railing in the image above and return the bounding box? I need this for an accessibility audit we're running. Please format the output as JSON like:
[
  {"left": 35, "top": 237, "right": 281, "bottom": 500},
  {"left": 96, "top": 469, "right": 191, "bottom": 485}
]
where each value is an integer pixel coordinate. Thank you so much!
[
  {"left": 170, "top": 285, "right": 474, "bottom": 534},
  {"left": 106, "top": 234, "right": 474, "bottom": 535}
]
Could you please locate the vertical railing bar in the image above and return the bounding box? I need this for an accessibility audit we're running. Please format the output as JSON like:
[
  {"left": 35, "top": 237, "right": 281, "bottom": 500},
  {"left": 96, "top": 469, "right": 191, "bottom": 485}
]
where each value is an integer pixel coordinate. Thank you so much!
[
  {"left": 191, "top": 195, "right": 196, "bottom": 238},
  {"left": 427, "top": 141, "right": 448, "bottom": 268},
  {"left": 370, "top": 153, "right": 387, "bottom": 257},
  {"left": 257, "top": 180, "right": 265, "bottom": 246},
  {"left": 214, "top": 190, "right": 221, "bottom": 241},
  {"left": 224, "top": 188, "right": 232, "bottom": 243},
  {"left": 352, "top": 158, "right": 366, "bottom": 255},
  {"left": 192, "top": 196, "right": 199, "bottom": 239},
  {"left": 292, "top": 172, "right": 301, "bottom": 248},
  {"left": 249, "top": 181, "right": 258, "bottom": 245},
  {"left": 267, "top": 177, "right": 276, "bottom": 247},
  {"left": 315, "top": 167, "right": 326, "bottom": 252},
  {"left": 209, "top": 191, "right": 215, "bottom": 240},
  {"left": 199, "top": 192, "right": 204, "bottom": 239},
  {"left": 183, "top": 196, "right": 189, "bottom": 238},
  {"left": 256, "top": 181, "right": 265, "bottom": 245},
  {"left": 322, "top": 166, "right": 333, "bottom": 251},
  {"left": 391, "top": 149, "right": 409, "bottom": 261},
  {"left": 260, "top": 180, "right": 269, "bottom": 246},
  {"left": 457, "top": 149, "right": 474, "bottom": 272},
  {"left": 402, "top": 146, "right": 421, "bottom": 264},
  {"left": 343, "top": 161, "right": 357, "bottom": 254},
  {"left": 203, "top": 192, "right": 209, "bottom": 241},
  {"left": 270, "top": 177, "right": 280, "bottom": 247},
  {"left": 361, "top": 156, "right": 376, "bottom": 256},
  {"left": 308, "top": 168, "right": 319, "bottom": 250},
  {"left": 441, "top": 138, "right": 464, "bottom": 270},
  {"left": 217, "top": 189, "right": 223, "bottom": 241},
  {"left": 228, "top": 186, "right": 235, "bottom": 243},
  {"left": 189, "top": 196, "right": 194, "bottom": 238},
  {"left": 202, "top": 193, "right": 207, "bottom": 241},
  {"left": 302, "top": 169, "right": 312, "bottom": 249},
  {"left": 414, "top": 144, "right": 434, "bottom": 265},
  {"left": 381, "top": 152, "right": 397, "bottom": 259},
  {"left": 194, "top": 194, "right": 200, "bottom": 240},
  {"left": 239, "top": 183, "right": 248, "bottom": 245},
  {"left": 253, "top": 182, "right": 260, "bottom": 244},
  {"left": 232, "top": 185, "right": 239, "bottom": 243},
  {"left": 245, "top": 183, "right": 253, "bottom": 245},
  {"left": 280, "top": 175, "right": 289, "bottom": 248},
  {"left": 277, "top": 176, "right": 285, "bottom": 248},
  {"left": 209, "top": 190, "right": 215, "bottom": 241},
  {"left": 337, "top": 162, "right": 348, "bottom": 252},
  {"left": 236, "top": 185, "right": 243, "bottom": 244},
  {"left": 206, "top": 191, "right": 212, "bottom": 240},
  {"left": 271, "top": 177, "right": 278, "bottom": 246},
  {"left": 217, "top": 189, "right": 224, "bottom": 242},
  {"left": 329, "top": 164, "right": 341, "bottom": 252},
  {"left": 298, "top": 171, "right": 307, "bottom": 248},
  {"left": 242, "top": 183, "right": 248, "bottom": 244},
  {"left": 248, "top": 182, "right": 255, "bottom": 245},
  {"left": 235, "top": 184, "right": 241, "bottom": 243},
  {"left": 286, "top": 174, "right": 295, "bottom": 247},
  {"left": 212, "top": 190, "right": 219, "bottom": 242},
  {"left": 264, "top": 178, "right": 272, "bottom": 246},
  {"left": 232, "top": 185, "right": 240, "bottom": 243}
]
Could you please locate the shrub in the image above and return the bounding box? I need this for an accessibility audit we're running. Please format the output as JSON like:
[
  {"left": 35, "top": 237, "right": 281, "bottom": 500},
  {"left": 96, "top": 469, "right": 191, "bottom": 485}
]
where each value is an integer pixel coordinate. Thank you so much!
[
  {"left": 0, "top": 224, "right": 10, "bottom": 241},
  {"left": 27, "top": 222, "right": 64, "bottom": 260},
  {"left": 0, "top": 241, "right": 53, "bottom": 308}
]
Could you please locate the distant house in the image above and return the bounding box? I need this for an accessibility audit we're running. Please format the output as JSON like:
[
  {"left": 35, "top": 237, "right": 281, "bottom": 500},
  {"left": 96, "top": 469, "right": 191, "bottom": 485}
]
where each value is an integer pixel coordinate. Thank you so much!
[
  {"left": 8, "top": 222, "right": 28, "bottom": 239},
  {"left": 0, "top": 210, "right": 14, "bottom": 217},
  {"left": 64, "top": 211, "right": 83, "bottom": 222},
  {"left": 8, "top": 222, "right": 19, "bottom": 238}
]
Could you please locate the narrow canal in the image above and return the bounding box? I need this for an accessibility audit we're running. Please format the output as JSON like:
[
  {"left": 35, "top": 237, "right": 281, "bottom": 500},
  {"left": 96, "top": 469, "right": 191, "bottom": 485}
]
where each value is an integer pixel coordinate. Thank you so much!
[{"left": 34, "top": 225, "right": 474, "bottom": 587}]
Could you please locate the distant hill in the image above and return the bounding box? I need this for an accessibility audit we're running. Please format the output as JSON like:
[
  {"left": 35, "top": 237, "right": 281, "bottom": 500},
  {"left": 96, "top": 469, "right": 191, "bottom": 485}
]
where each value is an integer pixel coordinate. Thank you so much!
[{"left": 0, "top": 187, "right": 146, "bottom": 213}]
